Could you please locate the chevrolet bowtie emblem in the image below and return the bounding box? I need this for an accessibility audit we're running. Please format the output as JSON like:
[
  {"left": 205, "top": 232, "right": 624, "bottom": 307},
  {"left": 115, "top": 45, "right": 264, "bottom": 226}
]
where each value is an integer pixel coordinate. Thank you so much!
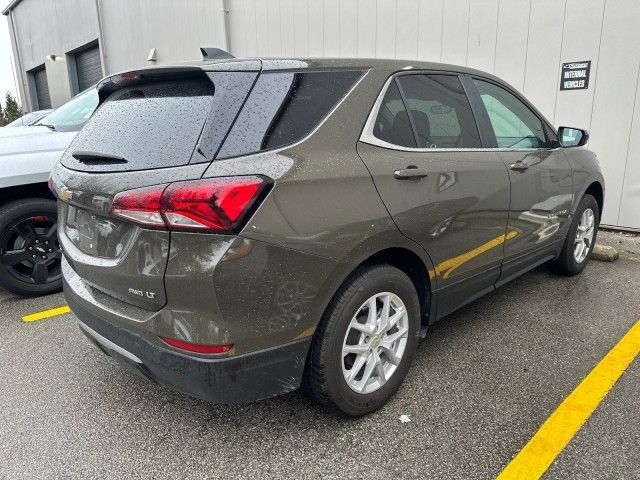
[{"left": 60, "top": 186, "right": 73, "bottom": 201}]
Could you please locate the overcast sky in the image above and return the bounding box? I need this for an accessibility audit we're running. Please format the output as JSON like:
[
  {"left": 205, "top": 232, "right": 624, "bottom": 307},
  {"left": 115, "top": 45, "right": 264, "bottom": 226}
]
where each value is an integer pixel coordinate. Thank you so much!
[{"left": 0, "top": 4, "right": 20, "bottom": 107}]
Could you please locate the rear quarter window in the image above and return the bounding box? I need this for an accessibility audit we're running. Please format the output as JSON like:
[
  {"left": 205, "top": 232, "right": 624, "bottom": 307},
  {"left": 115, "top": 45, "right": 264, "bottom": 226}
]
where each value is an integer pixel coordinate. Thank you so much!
[{"left": 217, "top": 70, "right": 364, "bottom": 159}]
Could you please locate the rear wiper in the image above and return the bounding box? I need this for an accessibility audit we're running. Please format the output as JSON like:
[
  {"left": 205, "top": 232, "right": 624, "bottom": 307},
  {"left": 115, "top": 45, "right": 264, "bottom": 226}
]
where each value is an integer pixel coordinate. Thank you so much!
[
  {"left": 36, "top": 123, "right": 56, "bottom": 131},
  {"left": 72, "top": 151, "right": 128, "bottom": 165}
]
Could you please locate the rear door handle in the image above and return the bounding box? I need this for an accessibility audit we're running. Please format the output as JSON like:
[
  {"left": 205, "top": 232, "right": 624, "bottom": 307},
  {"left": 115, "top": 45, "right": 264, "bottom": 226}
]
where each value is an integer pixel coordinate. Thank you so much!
[
  {"left": 509, "top": 161, "right": 529, "bottom": 171},
  {"left": 394, "top": 166, "right": 429, "bottom": 180}
]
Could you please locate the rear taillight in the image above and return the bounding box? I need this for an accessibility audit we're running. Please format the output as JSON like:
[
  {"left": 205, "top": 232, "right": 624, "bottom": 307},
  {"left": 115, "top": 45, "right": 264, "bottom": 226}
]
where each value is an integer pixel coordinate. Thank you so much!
[
  {"left": 160, "top": 336, "right": 233, "bottom": 354},
  {"left": 110, "top": 185, "right": 165, "bottom": 228},
  {"left": 110, "top": 176, "right": 268, "bottom": 233}
]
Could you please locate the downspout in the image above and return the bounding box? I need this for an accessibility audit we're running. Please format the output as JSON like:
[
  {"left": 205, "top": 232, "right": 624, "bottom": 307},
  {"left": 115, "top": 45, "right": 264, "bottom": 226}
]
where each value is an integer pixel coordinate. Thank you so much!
[
  {"left": 94, "top": 0, "right": 108, "bottom": 73},
  {"left": 222, "top": 0, "right": 231, "bottom": 53},
  {"left": 8, "top": 10, "right": 28, "bottom": 110}
]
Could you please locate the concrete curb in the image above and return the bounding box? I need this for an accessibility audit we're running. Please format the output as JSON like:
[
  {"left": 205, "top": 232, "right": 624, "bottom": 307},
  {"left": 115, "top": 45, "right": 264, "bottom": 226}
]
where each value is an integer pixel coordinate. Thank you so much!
[{"left": 592, "top": 244, "right": 619, "bottom": 262}]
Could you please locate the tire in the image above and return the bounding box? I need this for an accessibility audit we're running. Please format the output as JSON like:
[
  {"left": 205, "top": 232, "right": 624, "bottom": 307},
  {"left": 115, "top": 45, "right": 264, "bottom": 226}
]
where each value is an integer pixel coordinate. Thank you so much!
[
  {"left": 550, "top": 194, "right": 599, "bottom": 276},
  {"left": 305, "top": 264, "right": 421, "bottom": 416},
  {"left": 0, "top": 199, "right": 62, "bottom": 296}
]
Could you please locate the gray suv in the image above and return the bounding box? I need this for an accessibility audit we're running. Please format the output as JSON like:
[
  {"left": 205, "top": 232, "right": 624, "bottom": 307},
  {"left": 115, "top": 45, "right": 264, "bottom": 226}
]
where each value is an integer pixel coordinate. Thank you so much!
[{"left": 51, "top": 58, "right": 604, "bottom": 416}]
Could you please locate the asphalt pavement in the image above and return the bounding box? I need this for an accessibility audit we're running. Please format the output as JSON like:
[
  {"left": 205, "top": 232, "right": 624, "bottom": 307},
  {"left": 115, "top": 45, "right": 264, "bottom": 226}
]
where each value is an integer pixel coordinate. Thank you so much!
[{"left": 0, "top": 233, "right": 638, "bottom": 479}]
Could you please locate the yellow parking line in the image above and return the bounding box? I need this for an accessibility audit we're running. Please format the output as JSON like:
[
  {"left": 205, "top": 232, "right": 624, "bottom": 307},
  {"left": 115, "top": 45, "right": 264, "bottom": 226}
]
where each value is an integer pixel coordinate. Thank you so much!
[
  {"left": 21, "top": 305, "right": 71, "bottom": 323},
  {"left": 497, "top": 319, "right": 640, "bottom": 480}
]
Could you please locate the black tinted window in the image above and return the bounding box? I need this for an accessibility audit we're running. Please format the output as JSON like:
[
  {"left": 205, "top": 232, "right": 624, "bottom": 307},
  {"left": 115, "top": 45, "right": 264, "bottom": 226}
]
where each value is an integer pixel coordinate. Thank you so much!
[
  {"left": 396, "top": 74, "right": 481, "bottom": 148},
  {"left": 195, "top": 71, "right": 257, "bottom": 161},
  {"left": 474, "top": 79, "right": 549, "bottom": 148},
  {"left": 62, "top": 77, "right": 214, "bottom": 172},
  {"left": 373, "top": 80, "right": 416, "bottom": 148},
  {"left": 217, "top": 70, "right": 363, "bottom": 159}
]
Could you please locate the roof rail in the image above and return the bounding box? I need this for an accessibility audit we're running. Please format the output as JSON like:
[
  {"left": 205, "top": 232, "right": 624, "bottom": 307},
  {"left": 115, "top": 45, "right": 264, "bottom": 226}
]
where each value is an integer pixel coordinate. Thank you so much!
[{"left": 200, "top": 48, "right": 234, "bottom": 60}]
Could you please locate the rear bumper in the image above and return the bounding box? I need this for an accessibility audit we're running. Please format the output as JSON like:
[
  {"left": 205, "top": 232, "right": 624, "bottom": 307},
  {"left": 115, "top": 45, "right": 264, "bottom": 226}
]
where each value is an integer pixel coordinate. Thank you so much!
[{"left": 68, "top": 292, "right": 311, "bottom": 404}]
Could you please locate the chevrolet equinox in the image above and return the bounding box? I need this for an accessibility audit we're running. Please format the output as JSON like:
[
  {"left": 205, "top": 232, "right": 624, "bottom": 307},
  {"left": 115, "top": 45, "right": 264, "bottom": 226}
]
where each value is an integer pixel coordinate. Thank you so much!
[{"left": 51, "top": 58, "right": 604, "bottom": 416}]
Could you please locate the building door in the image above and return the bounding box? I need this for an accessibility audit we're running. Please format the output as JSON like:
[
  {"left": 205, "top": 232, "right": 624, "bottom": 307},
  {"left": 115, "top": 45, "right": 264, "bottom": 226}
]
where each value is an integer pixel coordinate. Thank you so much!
[
  {"left": 75, "top": 44, "right": 103, "bottom": 92},
  {"left": 31, "top": 66, "right": 51, "bottom": 110}
]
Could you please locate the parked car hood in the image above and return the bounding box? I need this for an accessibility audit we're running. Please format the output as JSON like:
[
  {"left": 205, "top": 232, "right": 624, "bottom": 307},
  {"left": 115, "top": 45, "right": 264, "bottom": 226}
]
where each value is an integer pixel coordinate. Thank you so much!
[{"left": 0, "top": 126, "right": 78, "bottom": 188}]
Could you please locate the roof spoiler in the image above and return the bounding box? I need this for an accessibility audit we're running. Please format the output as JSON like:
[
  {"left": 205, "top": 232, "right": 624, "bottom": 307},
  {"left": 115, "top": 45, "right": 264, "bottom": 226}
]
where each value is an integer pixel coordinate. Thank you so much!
[{"left": 200, "top": 48, "right": 234, "bottom": 61}]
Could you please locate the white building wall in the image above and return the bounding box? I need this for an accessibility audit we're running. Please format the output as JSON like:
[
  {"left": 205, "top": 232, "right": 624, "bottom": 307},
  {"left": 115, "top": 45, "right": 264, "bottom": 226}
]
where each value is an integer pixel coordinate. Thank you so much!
[
  {"left": 227, "top": 0, "right": 640, "bottom": 230},
  {"left": 7, "top": 0, "right": 228, "bottom": 109},
  {"left": 8, "top": 0, "right": 99, "bottom": 109},
  {"left": 586, "top": 1, "right": 640, "bottom": 228},
  {"left": 98, "top": 0, "right": 227, "bottom": 74}
]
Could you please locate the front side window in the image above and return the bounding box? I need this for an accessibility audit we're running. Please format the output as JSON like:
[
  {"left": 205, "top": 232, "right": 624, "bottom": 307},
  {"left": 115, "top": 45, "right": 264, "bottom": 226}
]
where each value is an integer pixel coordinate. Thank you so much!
[
  {"left": 372, "top": 74, "right": 482, "bottom": 149},
  {"left": 473, "top": 79, "right": 549, "bottom": 149}
]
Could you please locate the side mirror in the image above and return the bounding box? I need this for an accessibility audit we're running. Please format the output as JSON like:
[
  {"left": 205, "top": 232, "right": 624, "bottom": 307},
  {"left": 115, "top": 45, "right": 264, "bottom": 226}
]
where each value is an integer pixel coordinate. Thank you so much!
[{"left": 558, "top": 126, "right": 589, "bottom": 147}]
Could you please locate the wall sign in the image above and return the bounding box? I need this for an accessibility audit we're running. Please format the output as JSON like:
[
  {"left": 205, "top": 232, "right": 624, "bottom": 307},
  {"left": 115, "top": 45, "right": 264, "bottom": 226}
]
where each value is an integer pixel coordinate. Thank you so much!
[{"left": 560, "top": 61, "right": 591, "bottom": 90}]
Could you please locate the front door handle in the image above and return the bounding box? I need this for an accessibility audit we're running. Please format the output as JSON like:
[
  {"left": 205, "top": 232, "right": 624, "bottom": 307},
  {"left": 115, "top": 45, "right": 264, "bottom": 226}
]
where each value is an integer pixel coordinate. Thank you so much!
[
  {"left": 394, "top": 166, "right": 429, "bottom": 180},
  {"left": 510, "top": 161, "right": 529, "bottom": 171}
]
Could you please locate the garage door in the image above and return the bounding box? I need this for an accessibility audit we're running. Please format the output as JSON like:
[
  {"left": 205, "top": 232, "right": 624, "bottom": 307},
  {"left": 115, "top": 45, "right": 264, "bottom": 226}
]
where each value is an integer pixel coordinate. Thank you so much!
[
  {"left": 75, "top": 45, "right": 103, "bottom": 92},
  {"left": 32, "top": 67, "right": 51, "bottom": 109}
]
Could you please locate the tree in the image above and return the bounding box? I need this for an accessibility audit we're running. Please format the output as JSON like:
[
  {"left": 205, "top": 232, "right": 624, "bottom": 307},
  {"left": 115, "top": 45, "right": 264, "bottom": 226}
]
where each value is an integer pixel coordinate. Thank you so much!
[
  {"left": 0, "top": 101, "right": 5, "bottom": 127},
  {"left": 3, "top": 92, "right": 22, "bottom": 124}
]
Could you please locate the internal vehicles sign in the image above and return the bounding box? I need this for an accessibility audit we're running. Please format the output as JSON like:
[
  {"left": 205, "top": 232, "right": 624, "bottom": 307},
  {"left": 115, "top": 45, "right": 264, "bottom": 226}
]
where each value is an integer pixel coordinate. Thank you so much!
[{"left": 560, "top": 61, "right": 591, "bottom": 90}]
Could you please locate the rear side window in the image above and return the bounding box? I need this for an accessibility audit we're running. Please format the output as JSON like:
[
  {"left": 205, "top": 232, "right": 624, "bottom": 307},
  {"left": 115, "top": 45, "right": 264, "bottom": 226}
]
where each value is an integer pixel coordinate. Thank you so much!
[
  {"left": 217, "top": 70, "right": 364, "bottom": 159},
  {"left": 61, "top": 72, "right": 255, "bottom": 172},
  {"left": 395, "top": 74, "right": 481, "bottom": 148}
]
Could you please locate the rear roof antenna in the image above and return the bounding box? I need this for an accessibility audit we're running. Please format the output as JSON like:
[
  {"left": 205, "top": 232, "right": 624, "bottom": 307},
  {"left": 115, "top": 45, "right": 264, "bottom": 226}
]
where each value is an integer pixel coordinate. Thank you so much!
[{"left": 200, "top": 48, "right": 234, "bottom": 60}]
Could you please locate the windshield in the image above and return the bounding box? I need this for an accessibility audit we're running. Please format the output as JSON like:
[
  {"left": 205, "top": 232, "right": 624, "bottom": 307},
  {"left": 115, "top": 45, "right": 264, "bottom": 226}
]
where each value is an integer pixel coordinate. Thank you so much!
[
  {"left": 38, "top": 88, "right": 99, "bottom": 132},
  {"left": 7, "top": 110, "right": 47, "bottom": 127}
]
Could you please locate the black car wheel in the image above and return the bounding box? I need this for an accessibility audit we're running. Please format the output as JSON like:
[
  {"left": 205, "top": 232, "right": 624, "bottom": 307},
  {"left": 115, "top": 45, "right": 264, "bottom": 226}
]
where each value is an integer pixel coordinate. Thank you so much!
[
  {"left": 550, "top": 194, "right": 600, "bottom": 276},
  {"left": 0, "top": 199, "right": 62, "bottom": 296},
  {"left": 305, "top": 264, "right": 421, "bottom": 416}
]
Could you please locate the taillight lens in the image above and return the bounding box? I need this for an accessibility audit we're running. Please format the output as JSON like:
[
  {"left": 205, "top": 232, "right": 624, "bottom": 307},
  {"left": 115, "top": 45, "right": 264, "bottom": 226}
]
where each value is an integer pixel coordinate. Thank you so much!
[
  {"left": 160, "top": 336, "right": 233, "bottom": 354},
  {"left": 110, "top": 176, "right": 268, "bottom": 233},
  {"left": 111, "top": 185, "right": 166, "bottom": 228}
]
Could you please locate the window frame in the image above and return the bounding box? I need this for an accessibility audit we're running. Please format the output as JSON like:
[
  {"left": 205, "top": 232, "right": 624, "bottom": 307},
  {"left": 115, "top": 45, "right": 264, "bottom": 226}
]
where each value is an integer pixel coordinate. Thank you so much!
[{"left": 360, "top": 70, "right": 559, "bottom": 152}]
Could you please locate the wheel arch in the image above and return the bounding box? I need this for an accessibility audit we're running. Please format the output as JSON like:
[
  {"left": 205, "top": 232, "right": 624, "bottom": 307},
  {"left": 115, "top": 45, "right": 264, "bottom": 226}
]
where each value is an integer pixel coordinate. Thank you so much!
[
  {"left": 321, "top": 244, "right": 435, "bottom": 329},
  {"left": 584, "top": 181, "right": 604, "bottom": 218},
  {"left": 0, "top": 183, "right": 54, "bottom": 208},
  {"left": 358, "top": 248, "right": 432, "bottom": 325}
]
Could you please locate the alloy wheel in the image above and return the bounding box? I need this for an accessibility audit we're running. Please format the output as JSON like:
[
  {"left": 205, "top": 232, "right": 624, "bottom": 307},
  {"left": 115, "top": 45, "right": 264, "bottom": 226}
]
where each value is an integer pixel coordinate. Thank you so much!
[
  {"left": 342, "top": 292, "right": 409, "bottom": 394},
  {"left": 574, "top": 208, "right": 595, "bottom": 264}
]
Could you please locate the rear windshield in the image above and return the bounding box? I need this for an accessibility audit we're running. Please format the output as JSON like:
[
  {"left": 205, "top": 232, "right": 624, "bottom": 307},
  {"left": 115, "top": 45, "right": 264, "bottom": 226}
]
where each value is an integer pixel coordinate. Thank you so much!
[
  {"left": 62, "top": 78, "right": 213, "bottom": 172},
  {"left": 61, "top": 73, "right": 255, "bottom": 173},
  {"left": 217, "top": 70, "right": 364, "bottom": 159}
]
